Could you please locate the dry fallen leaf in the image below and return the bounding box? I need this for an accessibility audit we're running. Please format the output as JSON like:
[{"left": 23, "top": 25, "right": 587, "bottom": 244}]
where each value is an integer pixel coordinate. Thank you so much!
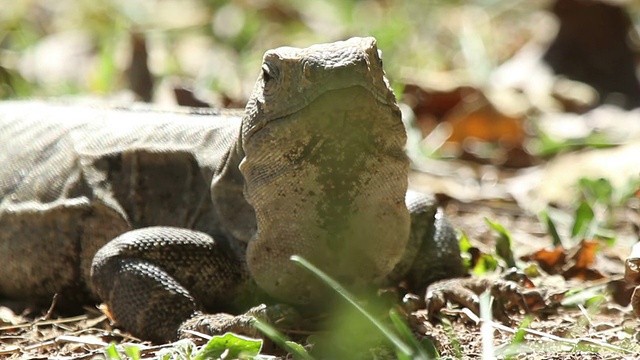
[
  {"left": 562, "top": 240, "right": 604, "bottom": 280},
  {"left": 523, "top": 241, "right": 606, "bottom": 280},
  {"left": 403, "top": 81, "right": 533, "bottom": 167},
  {"left": 522, "top": 246, "right": 566, "bottom": 274}
]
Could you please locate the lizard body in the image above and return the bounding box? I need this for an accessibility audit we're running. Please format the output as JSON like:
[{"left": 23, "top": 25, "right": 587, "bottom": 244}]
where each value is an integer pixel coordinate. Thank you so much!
[{"left": 0, "top": 37, "right": 464, "bottom": 342}]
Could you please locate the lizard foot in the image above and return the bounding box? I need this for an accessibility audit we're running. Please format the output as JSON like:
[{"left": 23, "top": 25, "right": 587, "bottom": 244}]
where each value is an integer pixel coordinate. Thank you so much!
[
  {"left": 625, "top": 243, "right": 640, "bottom": 317},
  {"left": 424, "top": 271, "right": 547, "bottom": 323},
  {"left": 178, "top": 304, "right": 301, "bottom": 340}
]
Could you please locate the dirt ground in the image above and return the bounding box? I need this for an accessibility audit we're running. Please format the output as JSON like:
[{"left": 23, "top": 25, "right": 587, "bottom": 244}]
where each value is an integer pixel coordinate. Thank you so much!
[{"left": 1, "top": 192, "right": 638, "bottom": 359}]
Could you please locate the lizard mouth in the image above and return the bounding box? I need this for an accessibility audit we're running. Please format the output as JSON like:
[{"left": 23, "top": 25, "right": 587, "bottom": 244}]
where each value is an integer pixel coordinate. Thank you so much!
[
  {"left": 240, "top": 37, "right": 398, "bottom": 148},
  {"left": 242, "top": 82, "right": 396, "bottom": 146},
  {"left": 239, "top": 86, "right": 410, "bottom": 304}
]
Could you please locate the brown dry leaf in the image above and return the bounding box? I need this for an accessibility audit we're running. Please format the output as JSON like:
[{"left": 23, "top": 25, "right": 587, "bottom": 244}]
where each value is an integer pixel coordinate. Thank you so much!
[
  {"left": 522, "top": 246, "right": 566, "bottom": 274},
  {"left": 625, "top": 242, "right": 640, "bottom": 284},
  {"left": 562, "top": 240, "right": 605, "bottom": 280},
  {"left": 608, "top": 279, "right": 634, "bottom": 307},
  {"left": 521, "top": 289, "right": 550, "bottom": 312},
  {"left": 443, "top": 92, "right": 524, "bottom": 147},
  {"left": 444, "top": 93, "right": 532, "bottom": 167},
  {"left": 402, "top": 83, "right": 478, "bottom": 136},
  {"left": 402, "top": 82, "right": 526, "bottom": 146},
  {"left": 126, "top": 33, "right": 153, "bottom": 102},
  {"left": 173, "top": 84, "right": 212, "bottom": 108},
  {"left": 570, "top": 240, "right": 599, "bottom": 269},
  {"left": 403, "top": 81, "right": 533, "bottom": 167},
  {"left": 522, "top": 241, "right": 606, "bottom": 280}
]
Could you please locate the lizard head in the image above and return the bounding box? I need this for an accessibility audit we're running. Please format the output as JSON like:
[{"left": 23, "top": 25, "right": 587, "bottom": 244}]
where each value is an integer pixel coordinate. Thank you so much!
[{"left": 239, "top": 37, "right": 410, "bottom": 304}]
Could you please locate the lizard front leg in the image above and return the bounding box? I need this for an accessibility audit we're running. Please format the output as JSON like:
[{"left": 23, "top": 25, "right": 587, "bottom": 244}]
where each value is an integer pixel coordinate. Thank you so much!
[
  {"left": 403, "top": 193, "right": 547, "bottom": 322},
  {"left": 90, "top": 227, "right": 253, "bottom": 343},
  {"left": 401, "top": 190, "right": 466, "bottom": 291}
]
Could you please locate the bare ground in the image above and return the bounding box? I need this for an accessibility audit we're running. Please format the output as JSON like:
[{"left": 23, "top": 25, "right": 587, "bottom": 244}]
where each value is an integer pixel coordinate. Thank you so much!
[{"left": 1, "top": 195, "right": 638, "bottom": 359}]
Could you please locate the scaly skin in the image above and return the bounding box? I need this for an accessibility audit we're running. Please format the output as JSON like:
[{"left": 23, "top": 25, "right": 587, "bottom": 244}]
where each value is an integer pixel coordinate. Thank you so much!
[
  {"left": 239, "top": 42, "right": 410, "bottom": 303},
  {"left": 0, "top": 37, "right": 464, "bottom": 343}
]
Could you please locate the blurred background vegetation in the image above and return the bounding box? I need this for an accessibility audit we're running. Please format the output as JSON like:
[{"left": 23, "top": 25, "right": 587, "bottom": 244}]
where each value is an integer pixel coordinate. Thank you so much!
[
  {"left": 0, "top": 0, "right": 558, "bottom": 104},
  {"left": 3, "top": 0, "right": 640, "bottom": 169}
]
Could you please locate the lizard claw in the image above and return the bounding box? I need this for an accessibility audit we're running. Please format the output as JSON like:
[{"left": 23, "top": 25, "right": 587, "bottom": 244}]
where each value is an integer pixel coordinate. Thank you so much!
[
  {"left": 624, "top": 243, "right": 640, "bottom": 317},
  {"left": 178, "top": 304, "right": 301, "bottom": 340},
  {"left": 179, "top": 312, "right": 261, "bottom": 340},
  {"left": 425, "top": 273, "right": 547, "bottom": 323}
]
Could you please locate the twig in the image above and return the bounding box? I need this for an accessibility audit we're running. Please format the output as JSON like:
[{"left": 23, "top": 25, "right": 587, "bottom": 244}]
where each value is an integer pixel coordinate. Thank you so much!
[
  {"left": 0, "top": 314, "right": 89, "bottom": 331},
  {"left": 453, "top": 308, "right": 637, "bottom": 355}
]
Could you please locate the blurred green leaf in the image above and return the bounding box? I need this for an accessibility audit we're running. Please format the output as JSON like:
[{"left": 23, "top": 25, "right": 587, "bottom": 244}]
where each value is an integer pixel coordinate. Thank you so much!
[
  {"left": 124, "top": 345, "right": 141, "bottom": 360},
  {"left": 253, "top": 320, "right": 313, "bottom": 360},
  {"left": 0, "top": 66, "right": 32, "bottom": 99},
  {"left": 617, "top": 177, "right": 640, "bottom": 203},
  {"left": 458, "top": 231, "right": 474, "bottom": 270},
  {"left": 440, "top": 318, "right": 463, "bottom": 358},
  {"left": 484, "top": 218, "right": 516, "bottom": 268},
  {"left": 540, "top": 210, "right": 563, "bottom": 247},
  {"left": 473, "top": 253, "right": 499, "bottom": 275},
  {"left": 284, "top": 341, "right": 312, "bottom": 360},
  {"left": 458, "top": 231, "right": 472, "bottom": 253},
  {"left": 561, "top": 284, "right": 607, "bottom": 307},
  {"left": 571, "top": 201, "right": 594, "bottom": 239},
  {"left": 1, "top": 0, "right": 544, "bottom": 100},
  {"left": 389, "top": 308, "right": 437, "bottom": 359},
  {"left": 193, "top": 332, "right": 263, "bottom": 360},
  {"left": 105, "top": 343, "right": 122, "bottom": 360},
  {"left": 91, "top": 37, "right": 120, "bottom": 94},
  {"left": 578, "top": 177, "right": 613, "bottom": 205},
  {"left": 522, "top": 262, "right": 541, "bottom": 278},
  {"left": 530, "top": 128, "right": 618, "bottom": 157},
  {"left": 512, "top": 316, "right": 532, "bottom": 344}
]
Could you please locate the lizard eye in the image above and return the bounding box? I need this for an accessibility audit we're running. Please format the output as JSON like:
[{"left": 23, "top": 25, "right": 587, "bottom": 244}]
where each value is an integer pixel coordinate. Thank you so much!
[
  {"left": 376, "top": 49, "right": 384, "bottom": 67},
  {"left": 262, "top": 64, "right": 272, "bottom": 83},
  {"left": 261, "top": 62, "right": 279, "bottom": 96}
]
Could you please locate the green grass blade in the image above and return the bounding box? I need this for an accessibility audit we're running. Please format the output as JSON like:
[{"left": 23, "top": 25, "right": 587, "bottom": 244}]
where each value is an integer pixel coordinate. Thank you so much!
[
  {"left": 253, "top": 319, "right": 314, "bottom": 360},
  {"left": 389, "top": 308, "right": 436, "bottom": 359},
  {"left": 571, "top": 201, "right": 594, "bottom": 239},
  {"left": 540, "top": 210, "right": 563, "bottom": 247},
  {"left": 124, "top": 345, "right": 141, "bottom": 360},
  {"left": 105, "top": 343, "right": 122, "bottom": 360},
  {"left": 484, "top": 218, "right": 516, "bottom": 268},
  {"left": 290, "top": 255, "right": 415, "bottom": 357}
]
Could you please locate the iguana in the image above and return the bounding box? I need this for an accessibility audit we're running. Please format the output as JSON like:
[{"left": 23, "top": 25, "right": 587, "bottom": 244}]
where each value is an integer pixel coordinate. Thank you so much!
[{"left": 0, "top": 37, "right": 466, "bottom": 343}]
